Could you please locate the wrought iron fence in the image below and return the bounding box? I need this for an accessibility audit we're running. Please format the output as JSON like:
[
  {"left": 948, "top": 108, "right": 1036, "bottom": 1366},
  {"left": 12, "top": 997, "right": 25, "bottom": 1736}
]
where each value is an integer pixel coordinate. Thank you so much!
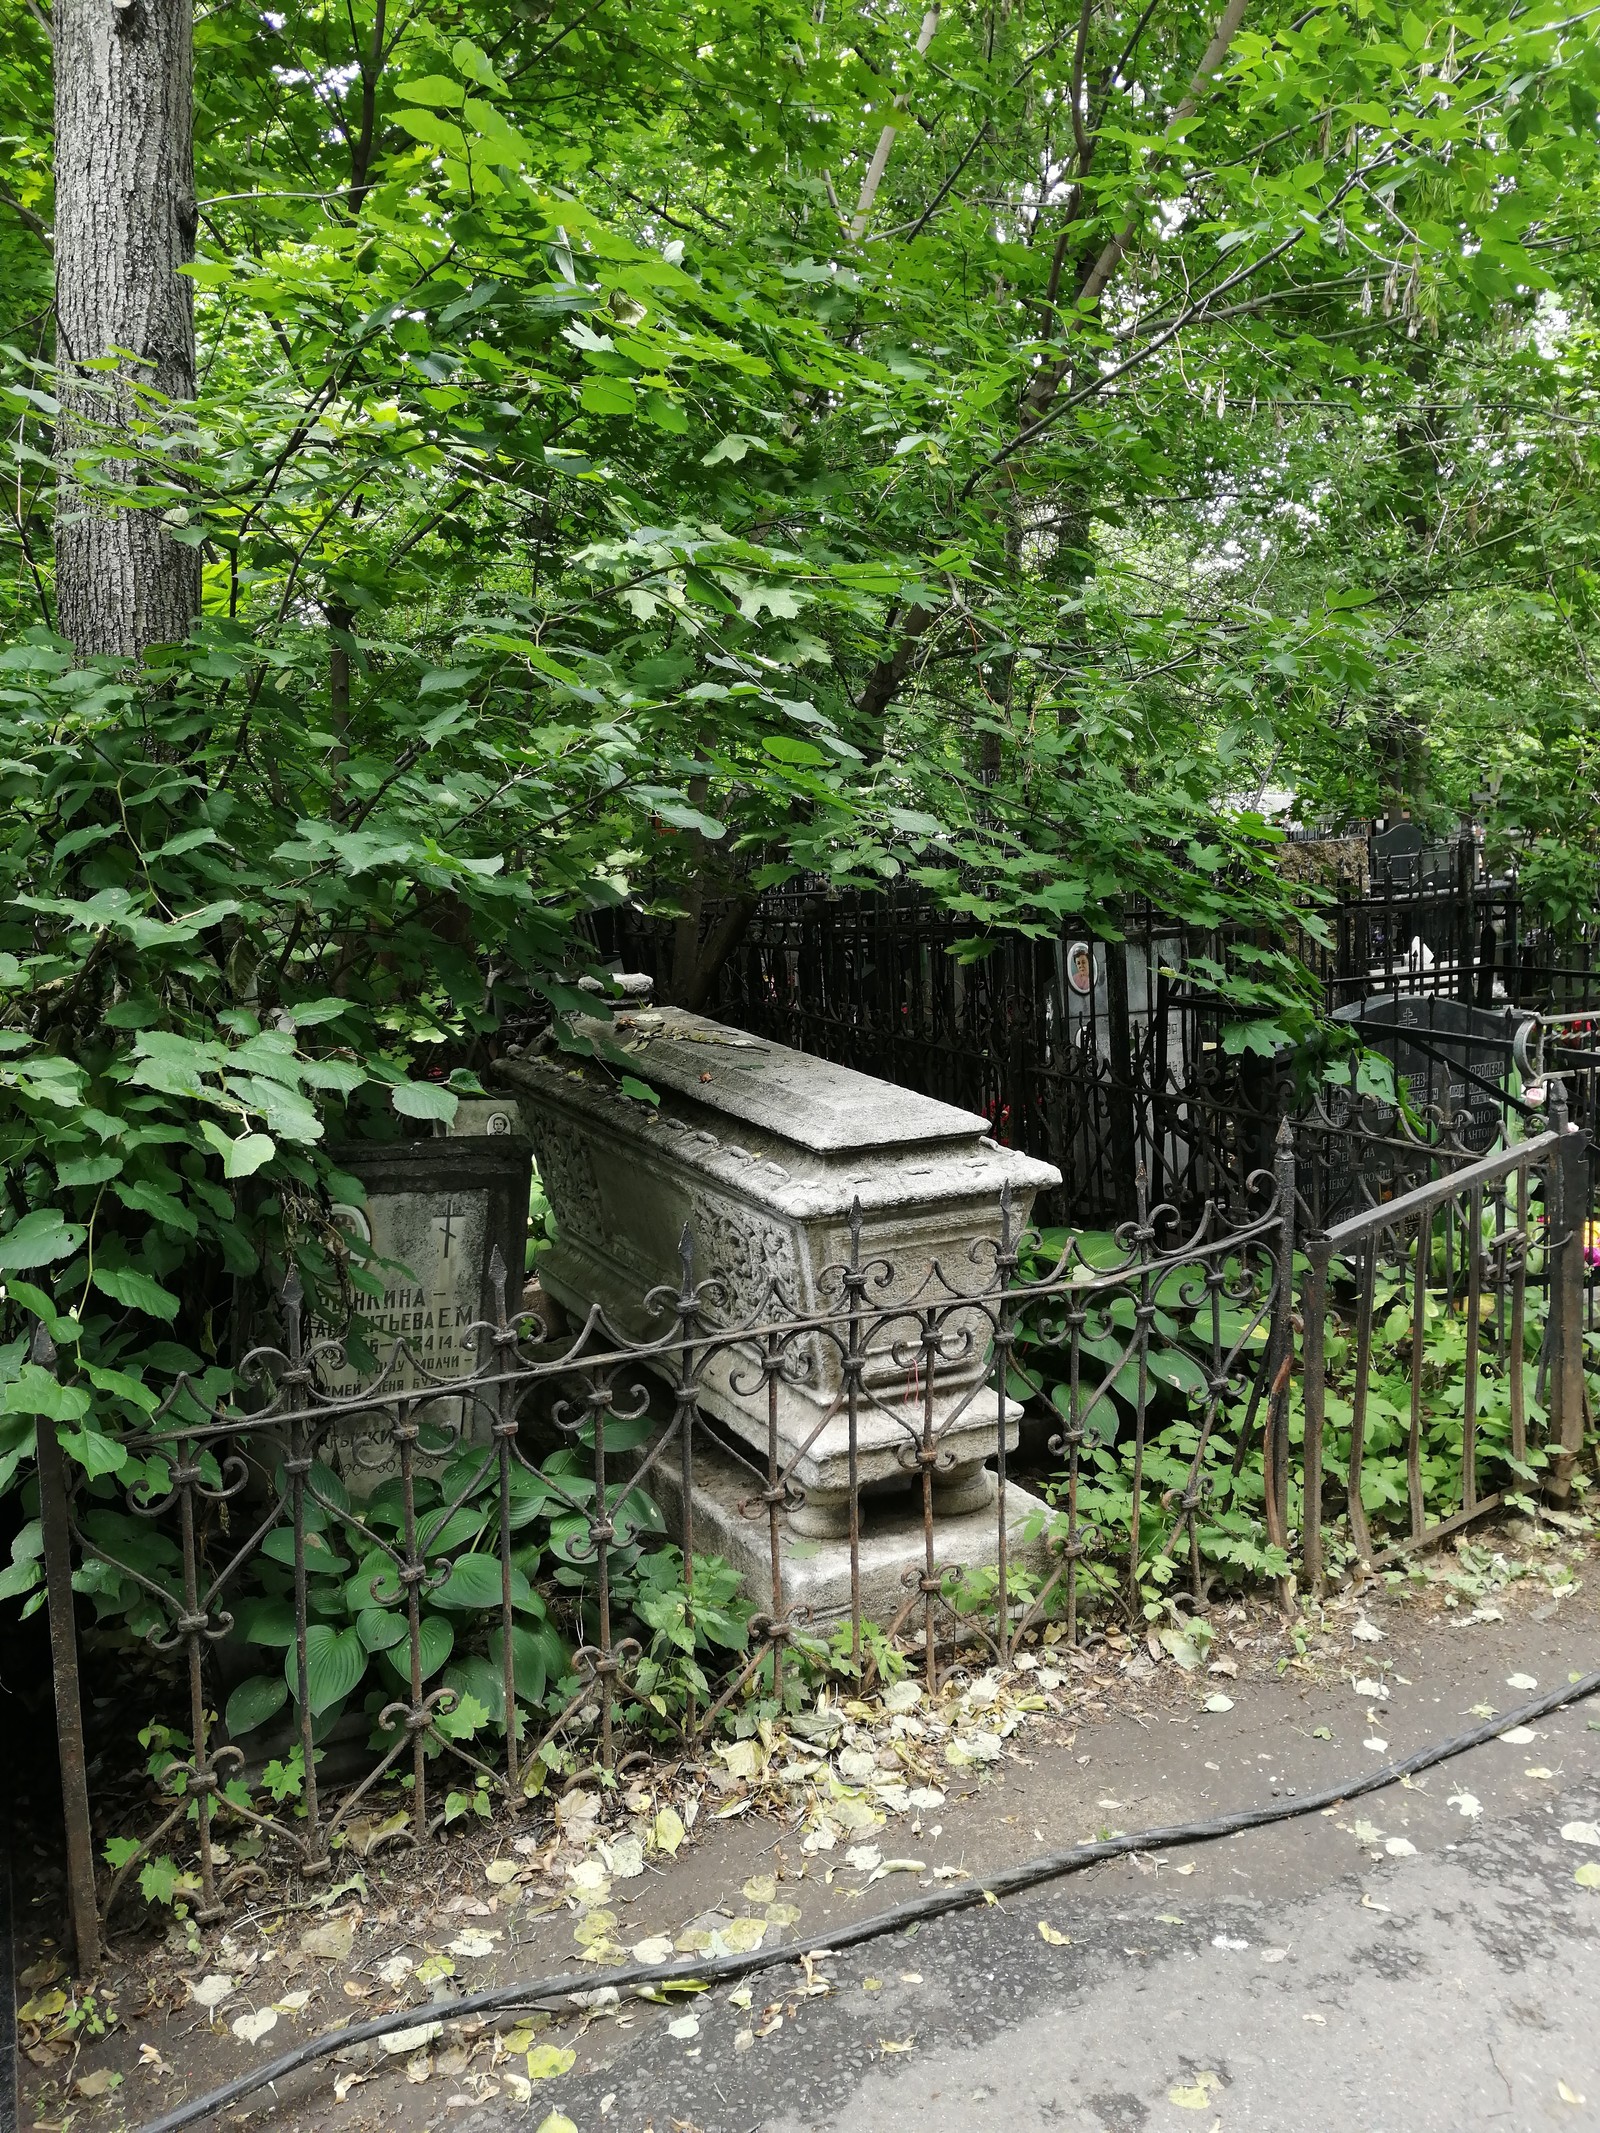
[
  {"left": 33, "top": 1116, "right": 1590, "bottom": 1964},
  {"left": 597, "top": 846, "right": 1600, "bottom": 1228},
  {"left": 1295, "top": 1117, "right": 1586, "bottom": 1592}
]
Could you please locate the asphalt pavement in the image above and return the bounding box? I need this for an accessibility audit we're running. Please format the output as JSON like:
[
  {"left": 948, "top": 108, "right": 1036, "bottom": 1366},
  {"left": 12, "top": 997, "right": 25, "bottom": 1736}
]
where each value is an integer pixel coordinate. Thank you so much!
[{"left": 462, "top": 1670, "right": 1600, "bottom": 2132}]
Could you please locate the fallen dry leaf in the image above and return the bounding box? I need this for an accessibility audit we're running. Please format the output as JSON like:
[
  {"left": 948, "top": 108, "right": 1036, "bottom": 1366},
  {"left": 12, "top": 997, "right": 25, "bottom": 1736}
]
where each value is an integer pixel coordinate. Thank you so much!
[
  {"left": 868, "top": 1858, "right": 925, "bottom": 1883},
  {"left": 230, "top": 2008, "right": 278, "bottom": 2046},
  {"left": 1168, "top": 2069, "right": 1221, "bottom": 2109},
  {"left": 1037, "top": 1922, "right": 1069, "bottom": 1946},
  {"left": 381, "top": 2021, "right": 444, "bottom": 2055},
  {"left": 299, "top": 1916, "right": 357, "bottom": 1963},
  {"left": 719, "top": 1915, "right": 770, "bottom": 1954},
  {"left": 650, "top": 1807, "right": 685, "bottom": 1857},
  {"left": 604, "top": 1834, "right": 646, "bottom": 1880}
]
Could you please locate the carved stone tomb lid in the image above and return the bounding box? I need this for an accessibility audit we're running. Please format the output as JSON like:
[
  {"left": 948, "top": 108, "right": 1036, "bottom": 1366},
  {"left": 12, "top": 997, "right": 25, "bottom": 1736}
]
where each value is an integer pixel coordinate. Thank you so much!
[{"left": 579, "top": 1004, "right": 992, "bottom": 1155}]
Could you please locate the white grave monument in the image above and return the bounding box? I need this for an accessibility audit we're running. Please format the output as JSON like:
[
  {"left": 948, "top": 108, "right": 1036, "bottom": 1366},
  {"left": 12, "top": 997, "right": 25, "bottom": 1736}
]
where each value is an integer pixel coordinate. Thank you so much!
[{"left": 495, "top": 996, "right": 1060, "bottom": 1615}]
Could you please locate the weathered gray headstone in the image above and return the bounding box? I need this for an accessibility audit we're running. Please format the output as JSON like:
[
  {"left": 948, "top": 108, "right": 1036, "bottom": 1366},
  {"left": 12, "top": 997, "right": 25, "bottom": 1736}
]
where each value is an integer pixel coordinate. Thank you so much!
[{"left": 313, "top": 1136, "right": 532, "bottom": 1495}]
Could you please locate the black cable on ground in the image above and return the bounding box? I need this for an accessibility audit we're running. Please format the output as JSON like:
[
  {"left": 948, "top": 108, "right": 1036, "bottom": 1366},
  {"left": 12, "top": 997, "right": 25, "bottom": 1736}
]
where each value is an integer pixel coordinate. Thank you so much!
[{"left": 138, "top": 1666, "right": 1600, "bottom": 2133}]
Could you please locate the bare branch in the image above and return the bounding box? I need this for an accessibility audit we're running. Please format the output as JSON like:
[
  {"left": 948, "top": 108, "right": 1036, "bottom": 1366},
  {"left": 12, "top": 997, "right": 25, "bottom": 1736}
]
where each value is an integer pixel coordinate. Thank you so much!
[
  {"left": 849, "top": 6, "right": 941, "bottom": 242},
  {"left": 1076, "top": 0, "right": 1252, "bottom": 316}
]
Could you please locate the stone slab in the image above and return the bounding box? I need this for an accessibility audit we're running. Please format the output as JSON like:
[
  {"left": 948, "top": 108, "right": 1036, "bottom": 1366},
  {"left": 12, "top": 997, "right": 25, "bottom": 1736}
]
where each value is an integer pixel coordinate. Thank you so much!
[
  {"left": 312, "top": 1137, "right": 532, "bottom": 1494},
  {"left": 649, "top": 1427, "right": 1054, "bottom": 1625},
  {"left": 569, "top": 1003, "right": 993, "bottom": 1154}
]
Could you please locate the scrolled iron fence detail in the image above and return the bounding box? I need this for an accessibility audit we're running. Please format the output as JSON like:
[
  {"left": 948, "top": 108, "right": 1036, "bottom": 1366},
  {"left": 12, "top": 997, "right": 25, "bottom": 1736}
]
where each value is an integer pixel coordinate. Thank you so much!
[{"left": 30, "top": 1120, "right": 1594, "bottom": 1958}]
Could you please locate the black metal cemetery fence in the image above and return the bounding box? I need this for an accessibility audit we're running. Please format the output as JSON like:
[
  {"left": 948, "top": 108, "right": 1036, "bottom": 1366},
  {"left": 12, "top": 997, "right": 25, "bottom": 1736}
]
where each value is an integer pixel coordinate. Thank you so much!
[
  {"left": 596, "top": 835, "right": 1600, "bottom": 1230},
  {"left": 32, "top": 1113, "right": 1593, "bottom": 1964}
]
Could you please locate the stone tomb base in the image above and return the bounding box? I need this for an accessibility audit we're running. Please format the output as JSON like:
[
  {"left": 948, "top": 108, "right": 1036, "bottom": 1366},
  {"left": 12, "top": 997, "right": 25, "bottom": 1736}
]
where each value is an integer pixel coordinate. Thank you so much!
[{"left": 650, "top": 1430, "right": 1054, "bottom": 1625}]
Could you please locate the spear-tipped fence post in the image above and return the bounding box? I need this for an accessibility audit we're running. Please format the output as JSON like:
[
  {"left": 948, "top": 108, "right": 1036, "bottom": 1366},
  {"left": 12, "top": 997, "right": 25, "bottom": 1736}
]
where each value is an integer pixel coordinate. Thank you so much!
[
  {"left": 32, "top": 1321, "right": 102, "bottom": 1971},
  {"left": 1262, "top": 1120, "right": 1298, "bottom": 1611},
  {"left": 1546, "top": 1095, "right": 1588, "bottom": 1501}
]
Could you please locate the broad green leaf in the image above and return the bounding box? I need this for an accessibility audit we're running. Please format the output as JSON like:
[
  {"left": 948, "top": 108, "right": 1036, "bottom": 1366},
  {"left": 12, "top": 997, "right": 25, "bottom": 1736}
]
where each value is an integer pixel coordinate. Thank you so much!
[
  {"left": 2, "top": 1364, "right": 90, "bottom": 1423},
  {"left": 391, "top": 1082, "right": 460, "bottom": 1125},
  {"left": 91, "top": 1266, "right": 181, "bottom": 1321},
  {"left": 356, "top": 1605, "right": 409, "bottom": 1653},
  {"left": 59, "top": 1426, "right": 129, "bottom": 1480},
  {"left": 0, "top": 1210, "right": 87, "bottom": 1272},
  {"left": 292, "top": 1625, "right": 367, "bottom": 1716},
  {"left": 226, "top": 1674, "right": 290, "bottom": 1737},
  {"left": 701, "top": 434, "right": 763, "bottom": 466}
]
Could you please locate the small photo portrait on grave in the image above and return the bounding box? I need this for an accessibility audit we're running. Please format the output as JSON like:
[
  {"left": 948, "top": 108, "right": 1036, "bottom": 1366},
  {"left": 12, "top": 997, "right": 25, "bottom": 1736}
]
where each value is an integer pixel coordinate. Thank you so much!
[
  {"left": 330, "top": 1199, "right": 372, "bottom": 1248},
  {"left": 1066, "top": 940, "right": 1096, "bottom": 997}
]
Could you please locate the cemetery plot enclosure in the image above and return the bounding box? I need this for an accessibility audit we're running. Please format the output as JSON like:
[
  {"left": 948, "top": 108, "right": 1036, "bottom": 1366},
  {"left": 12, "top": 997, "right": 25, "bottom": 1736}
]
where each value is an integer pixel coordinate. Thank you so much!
[{"left": 34, "top": 1115, "right": 1591, "bottom": 1960}]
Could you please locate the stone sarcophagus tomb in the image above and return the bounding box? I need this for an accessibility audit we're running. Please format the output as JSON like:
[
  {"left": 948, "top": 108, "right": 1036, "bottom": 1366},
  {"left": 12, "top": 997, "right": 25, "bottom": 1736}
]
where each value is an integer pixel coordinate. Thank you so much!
[{"left": 495, "top": 1000, "right": 1059, "bottom": 1599}]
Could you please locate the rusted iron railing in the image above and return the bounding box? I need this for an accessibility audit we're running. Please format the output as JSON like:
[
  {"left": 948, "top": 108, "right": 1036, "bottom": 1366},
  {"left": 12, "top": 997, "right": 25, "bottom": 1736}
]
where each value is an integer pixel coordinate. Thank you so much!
[
  {"left": 1296, "top": 1113, "right": 1586, "bottom": 1591},
  {"left": 37, "top": 1172, "right": 1287, "bottom": 1950},
  {"left": 32, "top": 1109, "right": 1594, "bottom": 1958}
]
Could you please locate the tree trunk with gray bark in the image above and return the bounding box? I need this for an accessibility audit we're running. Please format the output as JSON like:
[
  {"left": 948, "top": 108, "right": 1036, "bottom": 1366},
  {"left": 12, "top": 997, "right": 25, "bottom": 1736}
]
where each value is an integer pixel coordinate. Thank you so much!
[{"left": 54, "top": 0, "right": 200, "bottom": 657}]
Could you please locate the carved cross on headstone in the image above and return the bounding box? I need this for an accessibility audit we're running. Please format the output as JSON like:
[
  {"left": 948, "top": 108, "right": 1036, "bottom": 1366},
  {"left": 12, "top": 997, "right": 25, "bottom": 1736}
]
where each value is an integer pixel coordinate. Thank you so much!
[{"left": 432, "top": 1198, "right": 462, "bottom": 1259}]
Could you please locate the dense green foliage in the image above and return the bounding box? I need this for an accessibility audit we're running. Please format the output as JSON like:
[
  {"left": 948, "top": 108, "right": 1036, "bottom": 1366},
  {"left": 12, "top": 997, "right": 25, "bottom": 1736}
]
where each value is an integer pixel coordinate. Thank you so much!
[{"left": 3, "top": 0, "right": 1600, "bottom": 1611}]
